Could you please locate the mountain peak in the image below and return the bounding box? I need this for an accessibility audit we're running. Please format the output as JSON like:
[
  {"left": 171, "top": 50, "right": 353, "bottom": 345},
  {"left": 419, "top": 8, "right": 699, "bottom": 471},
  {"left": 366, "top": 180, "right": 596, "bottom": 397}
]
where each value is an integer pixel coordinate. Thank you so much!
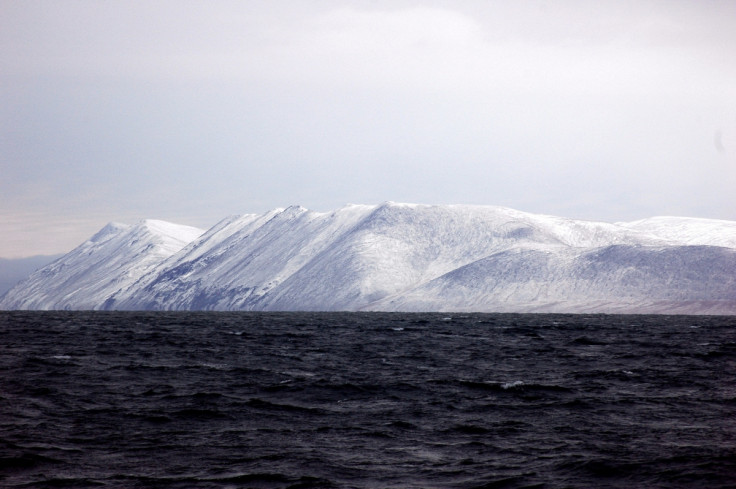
[{"left": 88, "top": 222, "right": 129, "bottom": 244}]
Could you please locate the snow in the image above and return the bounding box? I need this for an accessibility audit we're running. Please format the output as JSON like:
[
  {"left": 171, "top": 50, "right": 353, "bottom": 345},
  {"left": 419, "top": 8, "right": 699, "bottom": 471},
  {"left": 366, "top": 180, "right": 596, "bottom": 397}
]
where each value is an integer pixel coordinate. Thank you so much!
[
  {"left": 88, "top": 222, "right": 130, "bottom": 243},
  {"left": 366, "top": 244, "right": 736, "bottom": 314},
  {"left": 2, "top": 203, "right": 735, "bottom": 314},
  {"left": 110, "top": 204, "right": 378, "bottom": 310},
  {"left": 140, "top": 219, "right": 205, "bottom": 255},
  {"left": 617, "top": 216, "right": 736, "bottom": 249},
  {"left": 0, "top": 220, "right": 204, "bottom": 310}
]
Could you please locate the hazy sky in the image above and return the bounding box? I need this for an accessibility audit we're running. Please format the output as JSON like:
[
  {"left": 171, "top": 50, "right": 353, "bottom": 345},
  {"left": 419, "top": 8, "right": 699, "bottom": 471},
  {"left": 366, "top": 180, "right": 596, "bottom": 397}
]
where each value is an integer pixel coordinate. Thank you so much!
[{"left": 2, "top": 0, "right": 735, "bottom": 257}]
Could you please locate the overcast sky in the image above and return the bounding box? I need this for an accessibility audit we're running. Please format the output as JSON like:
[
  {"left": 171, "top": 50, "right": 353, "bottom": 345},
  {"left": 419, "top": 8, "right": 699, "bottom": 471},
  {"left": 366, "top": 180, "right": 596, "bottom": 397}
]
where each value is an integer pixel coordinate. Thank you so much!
[{"left": 2, "top": 0, "right": 735, "bottom": 257}]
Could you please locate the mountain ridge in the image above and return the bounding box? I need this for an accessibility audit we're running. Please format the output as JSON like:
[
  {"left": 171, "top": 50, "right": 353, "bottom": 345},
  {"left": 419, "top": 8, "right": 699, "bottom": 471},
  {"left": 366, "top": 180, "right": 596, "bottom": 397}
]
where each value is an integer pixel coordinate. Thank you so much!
[{"left": 1, "top": 203, "right": 734, "bottom": 314}]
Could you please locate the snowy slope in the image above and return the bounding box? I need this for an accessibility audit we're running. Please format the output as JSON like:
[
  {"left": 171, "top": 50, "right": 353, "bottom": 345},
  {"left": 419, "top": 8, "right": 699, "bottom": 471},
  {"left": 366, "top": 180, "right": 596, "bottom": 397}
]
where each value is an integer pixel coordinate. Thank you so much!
[
  {"left": 2, "top": 204, "right": 734, "bottom": 313},
  {"left": 260, "top": 203, "right": 669, "bottom": 311},
  {"left": 109, "top": 203, "right": 734, "bottom": 313},
  {"left": 109, "top": 202, "right": 647, "bottom": 311},
  {"left": 617, "top": 216, "right": 736, "bottom": 249},
  {"left": 108, "top": 205, "right": 378, "bottom": 310},
  {"left": 367, "top": 245, "right": 736, "bottom": 314},
  {"left": 0, "top": 220, "right": 203, "bottom": 310}
]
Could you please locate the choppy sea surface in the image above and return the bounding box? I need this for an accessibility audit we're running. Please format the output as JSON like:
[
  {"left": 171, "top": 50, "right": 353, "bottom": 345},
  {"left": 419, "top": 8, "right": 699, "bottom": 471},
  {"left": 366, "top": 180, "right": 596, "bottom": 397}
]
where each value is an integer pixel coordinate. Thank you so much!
[{"left": 1, "top": 311, "right": 735, "bottom": 488}]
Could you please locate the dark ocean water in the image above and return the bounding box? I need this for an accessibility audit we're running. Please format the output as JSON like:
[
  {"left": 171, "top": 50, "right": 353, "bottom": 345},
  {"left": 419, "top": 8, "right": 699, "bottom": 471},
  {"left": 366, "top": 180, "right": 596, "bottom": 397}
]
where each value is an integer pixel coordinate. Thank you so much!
[{"left": 1, "top": 312, "right": 735, "bottom": 489}]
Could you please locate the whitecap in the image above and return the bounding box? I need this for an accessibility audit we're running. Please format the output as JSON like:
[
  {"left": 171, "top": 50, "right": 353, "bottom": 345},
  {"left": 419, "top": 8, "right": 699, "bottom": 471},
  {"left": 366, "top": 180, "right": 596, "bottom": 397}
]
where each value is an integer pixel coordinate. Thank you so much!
[{"left": 198, "top": 363, "right": 229, "bottom": 370}]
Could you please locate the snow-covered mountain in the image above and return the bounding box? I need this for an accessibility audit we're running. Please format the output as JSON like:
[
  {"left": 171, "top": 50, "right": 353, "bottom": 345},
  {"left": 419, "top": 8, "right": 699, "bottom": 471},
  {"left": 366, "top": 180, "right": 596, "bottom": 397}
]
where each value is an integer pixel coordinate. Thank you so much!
[
  {"left": 1, "top": 203, "right": 734, "bottom": 314},
  {"left": 0, "top": 220, "right": 204, "bottom": 310}
]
